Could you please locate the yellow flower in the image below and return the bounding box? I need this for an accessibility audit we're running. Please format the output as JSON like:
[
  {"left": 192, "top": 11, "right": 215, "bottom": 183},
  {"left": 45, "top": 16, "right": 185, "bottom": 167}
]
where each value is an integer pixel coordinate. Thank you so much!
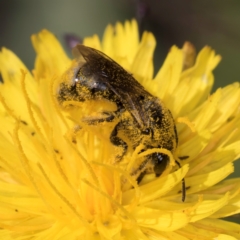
[{"left": 0, "top": 19, "right": 240, "bottom": 239}]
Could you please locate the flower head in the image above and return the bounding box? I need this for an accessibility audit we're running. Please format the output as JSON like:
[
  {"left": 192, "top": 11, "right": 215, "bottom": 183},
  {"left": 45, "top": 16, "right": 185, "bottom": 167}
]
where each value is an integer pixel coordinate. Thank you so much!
[{"left": 0, "top": 20, "right": 240, "bottom": 239}]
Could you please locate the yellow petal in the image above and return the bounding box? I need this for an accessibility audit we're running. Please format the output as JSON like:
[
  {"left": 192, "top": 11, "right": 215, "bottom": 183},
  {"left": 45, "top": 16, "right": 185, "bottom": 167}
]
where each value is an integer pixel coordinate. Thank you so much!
[
  {"left": 96, "top": 216, "right": 122, "bottom": 239},
  {"left": 189, "top": 193, "right": 229, "bottom": 222},
  {"left": 83, "top": 34, "right": 102, "bottom": 51},
  {"left": 131, "top": 31, "right": 156, "bottom": 83},
  {"left": 31, "top": 29, "right": 70, "bottom": 78},
  {"left": 133, "top": 206, "right": 189, "bottom": 231},
  {"left": 0, "top": 49, "right": 37, "bottom": 123},
  {"left": 167, "top": 163, "right": 233, "bottom": 196},
  {"left": 177, "top": 223, "right": 220, "bottom": 239},
  {"left": 178, "top": 129, "right": 211, "bottom": 161},
  {"left": 193, "top": 218, "right": 240, "bottom": 239},
  {"left": 123, "top": 164, "right": 189, "bottom": 205},
  {"left": 153, "top": 46, "right": 183, "bottom": 100},
  {"left": 174, "top": 47, "right": 221, "bottom": 116}
]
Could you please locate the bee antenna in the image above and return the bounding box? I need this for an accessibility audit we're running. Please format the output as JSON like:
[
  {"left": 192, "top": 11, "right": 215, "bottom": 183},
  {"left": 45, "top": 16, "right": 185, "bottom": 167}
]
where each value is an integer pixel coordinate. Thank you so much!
[{"left": 175, "top": 160, "right": 186, "bottom": 202}]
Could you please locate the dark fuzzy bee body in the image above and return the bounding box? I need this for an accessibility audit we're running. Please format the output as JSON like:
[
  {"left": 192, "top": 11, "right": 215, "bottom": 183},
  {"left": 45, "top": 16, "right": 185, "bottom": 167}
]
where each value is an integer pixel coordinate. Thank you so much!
[{"left": 58, "top": 45, "right": 184, "bottom": 198}]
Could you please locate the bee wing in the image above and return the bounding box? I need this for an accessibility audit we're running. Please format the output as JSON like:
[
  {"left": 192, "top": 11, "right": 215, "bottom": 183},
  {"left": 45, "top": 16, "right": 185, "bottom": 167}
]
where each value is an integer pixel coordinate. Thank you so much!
[
  {"left": 109, "top": 84, "right": 150, "bottom": 128},
  {"left": 73, "top": 44, "right": 151, "bottom": 128}
]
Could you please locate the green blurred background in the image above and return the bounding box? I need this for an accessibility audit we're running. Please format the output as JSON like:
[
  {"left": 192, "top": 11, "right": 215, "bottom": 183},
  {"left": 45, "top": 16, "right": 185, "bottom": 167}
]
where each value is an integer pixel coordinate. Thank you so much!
[
  {"left": 1, "top": 0, "right": 240, "bottom": 90},
  {"left": 0, "top": 0, "right": 240, "bottom": 222}
]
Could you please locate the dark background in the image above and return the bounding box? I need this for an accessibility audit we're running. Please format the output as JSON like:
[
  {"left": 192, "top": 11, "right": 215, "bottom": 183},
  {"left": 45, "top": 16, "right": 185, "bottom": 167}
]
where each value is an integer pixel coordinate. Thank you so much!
[
  {"left": 0, "top": 0, "right": 240, "bottom": 222},
  {"left": 1, "top": 0, "right": 240, "bottom": 91}
]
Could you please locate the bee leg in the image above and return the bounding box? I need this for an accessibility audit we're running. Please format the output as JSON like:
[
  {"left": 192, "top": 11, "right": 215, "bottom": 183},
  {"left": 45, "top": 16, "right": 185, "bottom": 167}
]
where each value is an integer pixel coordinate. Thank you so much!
[
  {"left": 82, "top": 112, "right": 115, "bottom": 125},
  {"left": 110, "top": 121, "right": 128, "bottom": 162},
  {"left": 136, "top": 170, "right": 146, "bottom": 183},
  {"left": 131, "top": 156, "right": 151, "bottom": 182},
  {"left": 175, "top": 160, "right": 186, "bottom": 202},
  {"left": 71, "top": 112, "right": 115, "bottom": 143}
]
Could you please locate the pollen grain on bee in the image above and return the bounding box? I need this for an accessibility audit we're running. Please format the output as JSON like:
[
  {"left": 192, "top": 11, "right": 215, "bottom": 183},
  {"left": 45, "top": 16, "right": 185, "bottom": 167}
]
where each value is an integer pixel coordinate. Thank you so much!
[{"left": 57, "top": 44, "right": 185, "bottom": 200}]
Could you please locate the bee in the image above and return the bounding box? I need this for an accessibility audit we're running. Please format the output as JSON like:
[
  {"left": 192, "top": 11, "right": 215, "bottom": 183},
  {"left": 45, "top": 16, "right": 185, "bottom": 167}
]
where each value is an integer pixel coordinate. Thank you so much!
[{"left": 57, "top": 44, "right": 186, "bottom": 201}]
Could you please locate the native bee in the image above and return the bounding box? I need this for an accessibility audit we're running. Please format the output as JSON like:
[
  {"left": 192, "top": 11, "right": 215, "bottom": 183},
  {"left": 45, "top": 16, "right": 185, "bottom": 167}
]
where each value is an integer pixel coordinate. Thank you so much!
[{"left": 57, "top": 44, "right": 185, "bottom": 201}]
